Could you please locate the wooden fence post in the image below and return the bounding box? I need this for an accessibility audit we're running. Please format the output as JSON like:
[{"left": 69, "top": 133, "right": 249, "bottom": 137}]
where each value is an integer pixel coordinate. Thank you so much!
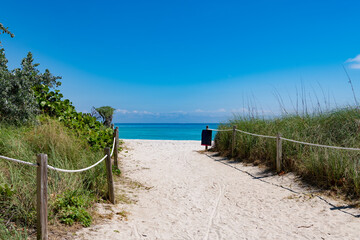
[
  {"left": 104, "top": 147, "right": 115, "bottom": 204},
  {"left": 232, "top": 126, "right": 236, "bottom": 158},
  {"left": 205, "top": 126, "right": 209, "bottom": 151},
  {"left": 37, "top": 154, "right": 48, "bottom": 240},
  {"left": 113, "top": 127, "right": 119, "bottom": 168},
  {"left": 276, "top": 133, "right": 282, "bottom": 172}
]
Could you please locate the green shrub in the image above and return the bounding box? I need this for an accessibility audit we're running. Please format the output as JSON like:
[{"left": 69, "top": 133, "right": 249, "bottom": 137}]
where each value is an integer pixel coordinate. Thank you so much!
[
  {"left": 0, "top": 120, "right": 108, "bottom": 230},
  {"left": 34, "top": 84, "right": 113, "bottom": 151},
  {"left": 0, "top": 50, "right": 60, "bottom": 124},
  {"left": 0, "top": 39, "right": 116, "bottom": 234},
  {"left": 53, "top": 190, "right": 92, "bottom": 227},
  {"left": 0, "top": 46, "right": 113, "bottom": 150}
]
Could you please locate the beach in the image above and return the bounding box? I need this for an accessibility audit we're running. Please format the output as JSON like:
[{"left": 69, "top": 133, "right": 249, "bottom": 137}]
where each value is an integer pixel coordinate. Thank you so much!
[{"left": 76, "top": 140, "right": 360, "bottom": 239}]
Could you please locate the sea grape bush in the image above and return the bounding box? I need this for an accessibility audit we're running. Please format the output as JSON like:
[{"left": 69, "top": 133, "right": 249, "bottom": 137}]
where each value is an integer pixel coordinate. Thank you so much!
[
  {"left": 0, "top": 47, "right": 113, "bottom": 150},
  {"left": 34, "top": 82, "right": 113, "bottom": 151}
]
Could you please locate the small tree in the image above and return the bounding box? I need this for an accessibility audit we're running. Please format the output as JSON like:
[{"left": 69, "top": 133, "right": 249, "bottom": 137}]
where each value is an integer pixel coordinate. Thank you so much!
[
  {"left": 93, "top": 106, "right": 115, "bottom": 128},
  {"left": 0, "top": 49, "right": 37, "bottom": 123},
  {"left": 0, "top": 50, "right": 61, "bottom": 124}
]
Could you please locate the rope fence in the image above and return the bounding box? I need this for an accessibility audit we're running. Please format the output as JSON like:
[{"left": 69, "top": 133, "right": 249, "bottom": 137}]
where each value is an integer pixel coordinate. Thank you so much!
[
  {"left": 0, "top": 155, "right": 38, "bottom": 167},
  {"left": 210, "top": 127, "right": 360, "bottom": 151},
  {"left": 205, "top": 125, "right": 360, "bottom": 172},
  {"left": 47, "top": 137, "right": 116, "bottom": 173},
  {"left": 280, "top": 137, "right": 360, "bottom": 151},
  {"left": 235, "top": 129, "right": 277, "bottom": 139},
  {"left": 0, "top": 127, "right": 120, "bottom": 240},
  {"left": 47, "top": 154, "right": 108, "bottom": 173}
]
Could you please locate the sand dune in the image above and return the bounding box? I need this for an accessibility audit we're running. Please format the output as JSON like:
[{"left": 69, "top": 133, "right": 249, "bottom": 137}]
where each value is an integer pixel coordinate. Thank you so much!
[{"left": 76, "top": 140, "right": 360, "bottom": 240}]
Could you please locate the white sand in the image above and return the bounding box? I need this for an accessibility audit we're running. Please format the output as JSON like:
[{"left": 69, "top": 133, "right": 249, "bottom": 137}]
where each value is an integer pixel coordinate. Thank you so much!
[{"left": 76, "top": 140, "right": 360, "bottom": 239}]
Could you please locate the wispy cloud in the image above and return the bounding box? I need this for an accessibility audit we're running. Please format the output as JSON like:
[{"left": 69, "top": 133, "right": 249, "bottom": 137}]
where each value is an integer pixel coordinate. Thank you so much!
[
  {"left": 113, "top": 108, "right": 231, "bottom": 123},
  {"left": 115, "top": 109, "right": 130, "bottom": 114},
  {"left": 114, "top": 108, "right": 231, "bottom": 122},
  {"left": 346, "top": 54, "right": 360, "bottom": 69},
  {"left": 115, "top": 109, "right": 156, "bottom": 115},
  {"left": 115, "top": 108, "right": 274, "bottom": 119}
]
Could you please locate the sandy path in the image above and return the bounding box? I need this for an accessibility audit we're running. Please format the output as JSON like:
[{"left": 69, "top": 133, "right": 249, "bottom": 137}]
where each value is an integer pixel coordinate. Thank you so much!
[{"left": 76, "top": 140, "right": 360, "bottom": 239}]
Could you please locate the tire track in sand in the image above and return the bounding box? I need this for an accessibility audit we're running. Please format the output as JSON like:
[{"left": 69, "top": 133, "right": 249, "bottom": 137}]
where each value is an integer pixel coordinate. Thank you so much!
[{"left": 203, "top": 182, "right": 226, "bottom": 240}]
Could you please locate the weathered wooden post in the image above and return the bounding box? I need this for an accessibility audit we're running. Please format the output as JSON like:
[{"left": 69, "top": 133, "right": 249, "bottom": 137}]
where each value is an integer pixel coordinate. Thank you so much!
[
  {"left": 37, "top": 154, "right": 48, "bottom": 240},
  {"left": 113, "top": 127, "right": 119, "bottom": 168},
  {"left": 104, "top": 147, "right": 115, "bottom": 204},
  {"left": 276, "top": 133, "right": 282, "bottom": 172},
  {"left": 232, "top": 126, "right": 236, "bottom": 158},
  {"left": 205, "top": 126, "right": 209, "bottom": 151}
]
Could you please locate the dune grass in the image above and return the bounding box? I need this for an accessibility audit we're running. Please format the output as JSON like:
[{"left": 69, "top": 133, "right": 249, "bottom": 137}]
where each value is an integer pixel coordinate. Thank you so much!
[
  {"left": 214, "top": 107, "right": 360, "bottom": 197},
  {"left": 0, "top": 118, "right": 109, "bottom": 236}
]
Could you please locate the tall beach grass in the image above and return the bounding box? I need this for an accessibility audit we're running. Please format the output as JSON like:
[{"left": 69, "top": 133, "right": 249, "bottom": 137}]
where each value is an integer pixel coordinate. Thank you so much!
[
  {"left": 214, "top": 107, "right": 360, "bottom": 197},
  {"left": 0, "top": 118, "right": 108, "bottom": 237}
]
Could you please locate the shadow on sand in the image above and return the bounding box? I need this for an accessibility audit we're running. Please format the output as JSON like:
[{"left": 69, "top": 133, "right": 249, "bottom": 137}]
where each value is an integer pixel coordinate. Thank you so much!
[{"left": 204, "top": 152, "right": 360, "bottom": 218}]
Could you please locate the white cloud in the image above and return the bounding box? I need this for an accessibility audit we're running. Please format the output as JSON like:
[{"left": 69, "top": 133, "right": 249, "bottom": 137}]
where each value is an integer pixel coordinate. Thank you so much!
[
  {"left": 346, "top": 54, "right": 360, "bottom": 69},
  {"left": 115, "top": 109, "right": 130, "bottom": 114},
  {"left": 115, "top": 109, "right": 155, "bottom": 115}
]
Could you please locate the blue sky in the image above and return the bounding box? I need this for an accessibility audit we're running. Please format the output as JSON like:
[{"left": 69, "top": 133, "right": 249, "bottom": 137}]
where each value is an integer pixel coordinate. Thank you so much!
[{"left": 1, "top": 0, "right": 360, "bottom": 123}]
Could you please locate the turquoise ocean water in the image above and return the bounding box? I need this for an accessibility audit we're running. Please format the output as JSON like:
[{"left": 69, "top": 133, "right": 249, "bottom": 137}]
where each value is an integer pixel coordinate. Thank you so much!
[{"left": 114, "top": 123, "right": 219, "bottom": 140}]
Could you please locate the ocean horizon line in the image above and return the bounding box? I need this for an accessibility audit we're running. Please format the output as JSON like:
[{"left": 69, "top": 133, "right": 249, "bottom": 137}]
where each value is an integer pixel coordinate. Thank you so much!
[{"left": 114, "top": 123, "right": 219, "bottom": 140}]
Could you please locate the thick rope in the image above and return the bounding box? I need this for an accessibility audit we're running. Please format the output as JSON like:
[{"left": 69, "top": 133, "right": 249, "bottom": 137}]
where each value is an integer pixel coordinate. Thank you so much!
[
  {"left": 280, "top": 137, "right": 360, "bottom": 151},
  {"left": 110, "top": 137, "right": 116, "bottom": 157},
  {"left": 208, "top": 128, "right": 232, "bottom": 132},
  {"left": 0, "top": 155, "right": 38, "bottom": 167},
  {"left": 212, "top": 128, "right": 360, "bottom": 151},
  {"left": 1, "top": 136, "right": 116, "bottom": 172},
  {"left": 47, "top": 155, "right": 107, "bottom": 173},
  {"left": 235, "top": 129, "right": 277, "bottom": 139},
  {"left": 48, "top": 137, "right": 116, "bottom": 172}
]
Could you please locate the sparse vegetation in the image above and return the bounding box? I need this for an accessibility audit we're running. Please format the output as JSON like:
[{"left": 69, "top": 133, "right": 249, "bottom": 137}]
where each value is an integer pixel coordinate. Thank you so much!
[{"left": 116, "top": 210, "right": 129, "bottom": 220}]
